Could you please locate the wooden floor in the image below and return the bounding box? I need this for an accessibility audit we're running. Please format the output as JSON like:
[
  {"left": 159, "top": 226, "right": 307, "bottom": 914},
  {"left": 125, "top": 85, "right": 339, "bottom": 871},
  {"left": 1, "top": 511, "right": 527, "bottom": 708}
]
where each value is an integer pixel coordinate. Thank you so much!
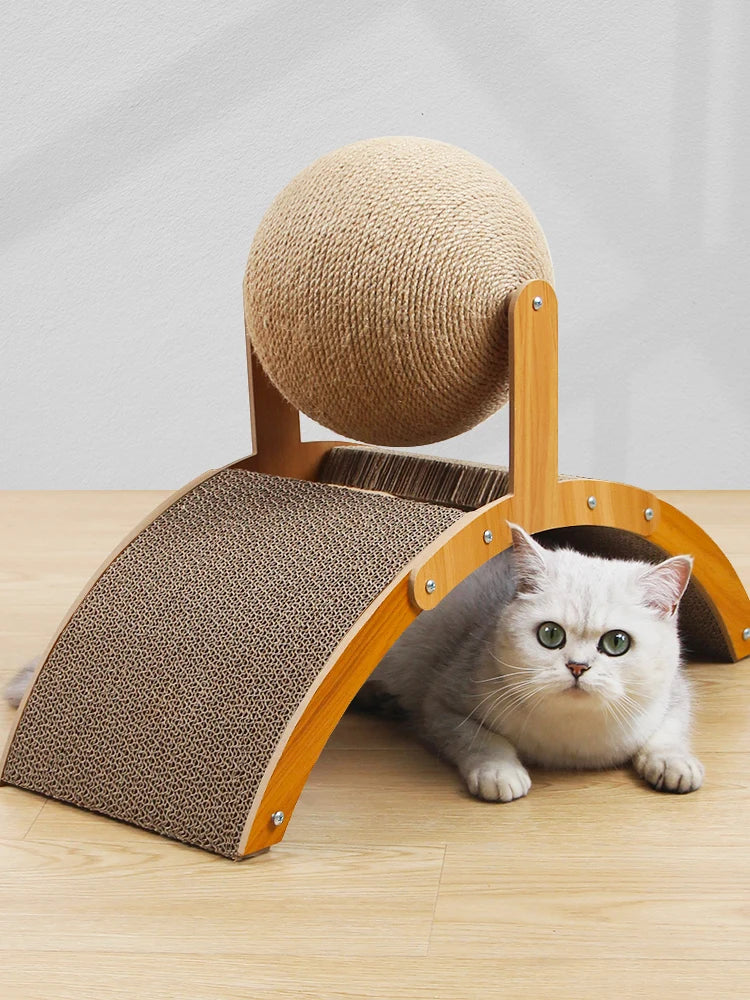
[{"left": 1, "top": 489, "right": 749, "bottom": 999}]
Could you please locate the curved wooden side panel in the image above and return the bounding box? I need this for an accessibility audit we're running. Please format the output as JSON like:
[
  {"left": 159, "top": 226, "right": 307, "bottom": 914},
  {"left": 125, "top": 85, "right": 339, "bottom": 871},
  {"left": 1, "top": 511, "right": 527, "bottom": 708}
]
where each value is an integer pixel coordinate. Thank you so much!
[
  {"left": 409, "top": 279, "right": 750, "bottom": 660},
  {"left": 238, "top": 571, "right": 418, "bottom": 856},
  {"left": 411, "top": 478, "right": 750, "bottom": 658},
  {"left": 648, "top": 494, "right": 750, "bottom": 658}
]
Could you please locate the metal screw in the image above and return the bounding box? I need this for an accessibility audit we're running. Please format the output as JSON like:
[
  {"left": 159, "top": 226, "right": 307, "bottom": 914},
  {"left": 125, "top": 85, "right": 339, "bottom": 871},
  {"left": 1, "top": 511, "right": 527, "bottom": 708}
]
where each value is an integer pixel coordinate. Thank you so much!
[
  {"left": 644, "top": 507, "right": 654, "bottom": 521},
  {"left": 532, "top": 296, "right": 543, "bottom": 311},
  {"left": 425, "top": 579, "right": 437, "bottom": 595},
  {"left": 483, "top": 529, "right": 493, "bottom": 544},
  {"left": 271, "top": 811, "right": 285, "bottom": 827},
  {"left": 587, "top": 496, "right": 597, "bottom": 510},
  {"left": 743, "top": 628, "right": 750, "bottom": 642}
]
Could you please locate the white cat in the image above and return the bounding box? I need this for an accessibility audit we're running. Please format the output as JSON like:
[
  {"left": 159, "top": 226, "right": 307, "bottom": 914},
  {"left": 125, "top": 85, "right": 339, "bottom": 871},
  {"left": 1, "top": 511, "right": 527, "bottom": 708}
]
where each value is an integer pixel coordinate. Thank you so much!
[{"left": 367, "top": 524, "right": 703, "bottom": 800}]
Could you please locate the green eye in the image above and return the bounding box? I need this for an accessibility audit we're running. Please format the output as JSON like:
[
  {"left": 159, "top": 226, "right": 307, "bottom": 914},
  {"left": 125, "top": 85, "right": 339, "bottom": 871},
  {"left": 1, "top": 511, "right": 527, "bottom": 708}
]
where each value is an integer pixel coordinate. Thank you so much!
[
  {"left": 599, "top": 630, "right": 631, "bottom": 656},
  {"left": 537, "top": 622, "right": 566, "bottom": 650}
]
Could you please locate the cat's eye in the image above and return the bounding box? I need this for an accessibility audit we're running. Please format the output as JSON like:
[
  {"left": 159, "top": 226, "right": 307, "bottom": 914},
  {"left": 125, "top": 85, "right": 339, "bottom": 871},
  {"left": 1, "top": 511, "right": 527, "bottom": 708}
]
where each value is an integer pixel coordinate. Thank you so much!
[
  {"left": 537, "top": 622, "right": 566, "bottom": 649},
  {"left": 599, "top": 630, "right": 631, "bottom": 656}
]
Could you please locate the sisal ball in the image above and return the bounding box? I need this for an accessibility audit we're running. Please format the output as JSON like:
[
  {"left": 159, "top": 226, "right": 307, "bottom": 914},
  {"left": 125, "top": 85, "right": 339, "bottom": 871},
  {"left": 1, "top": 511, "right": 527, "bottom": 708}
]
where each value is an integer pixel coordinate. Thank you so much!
[{"left": 244, "top": 136, "right": 553, "bottom": 446}]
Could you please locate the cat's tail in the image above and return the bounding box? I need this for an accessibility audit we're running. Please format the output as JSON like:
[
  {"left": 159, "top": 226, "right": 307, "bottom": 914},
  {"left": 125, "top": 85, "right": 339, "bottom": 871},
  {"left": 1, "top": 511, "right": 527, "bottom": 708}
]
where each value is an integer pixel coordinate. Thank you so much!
[{"left": 3, "top": 655, "right": 42, "bottom": 709}]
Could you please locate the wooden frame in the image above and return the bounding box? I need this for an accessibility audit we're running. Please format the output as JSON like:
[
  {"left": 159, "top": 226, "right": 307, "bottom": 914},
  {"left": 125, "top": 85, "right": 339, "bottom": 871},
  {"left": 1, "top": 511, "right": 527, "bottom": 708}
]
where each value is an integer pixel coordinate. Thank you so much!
[
  {"left": 232, "top": 278, "right": 750, "bottom": 857},
  {"left": 4, "top": 280, "right": 748, "bottom": 860}
]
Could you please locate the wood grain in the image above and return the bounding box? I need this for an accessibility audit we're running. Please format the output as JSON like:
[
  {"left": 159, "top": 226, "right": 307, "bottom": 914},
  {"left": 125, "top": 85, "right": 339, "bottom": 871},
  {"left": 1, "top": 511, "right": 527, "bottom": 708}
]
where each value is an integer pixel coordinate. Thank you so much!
[
  {"left": 1, "top": 490, "right": 749, "bottom": 998},
  {"left": 509, "top": 279, "right": 559, "bottom": 507},
  {"left": 3, "top": 955, "right": 749, "bottom": 1000},
  {"left": 231, "top": 335, "right": 349, "bottom": 481},
  {"left": 238, "top": 573, "right": 419, "bottom": 855}
]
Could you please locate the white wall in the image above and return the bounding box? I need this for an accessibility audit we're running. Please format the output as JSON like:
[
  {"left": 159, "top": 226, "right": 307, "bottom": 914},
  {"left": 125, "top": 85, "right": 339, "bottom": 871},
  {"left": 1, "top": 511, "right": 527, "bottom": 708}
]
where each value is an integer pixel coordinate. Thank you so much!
[{"left": 2, "top": 1, "right": 747, "bottom": 489}]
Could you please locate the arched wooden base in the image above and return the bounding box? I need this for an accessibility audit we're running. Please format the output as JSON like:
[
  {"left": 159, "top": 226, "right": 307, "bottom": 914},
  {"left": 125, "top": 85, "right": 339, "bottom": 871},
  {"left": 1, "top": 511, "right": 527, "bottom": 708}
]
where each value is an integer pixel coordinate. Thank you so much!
[{"left": 410, "top": 479, "right": 749, "bottom": 655}]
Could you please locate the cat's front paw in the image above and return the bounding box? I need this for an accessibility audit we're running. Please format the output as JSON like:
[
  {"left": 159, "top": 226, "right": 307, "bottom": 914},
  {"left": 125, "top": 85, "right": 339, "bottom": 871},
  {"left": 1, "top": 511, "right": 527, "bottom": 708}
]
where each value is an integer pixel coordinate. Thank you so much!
[
  {"left": 463, "top": 758, "right": 531, "bottom": 802},
  {"left": 633, "top": 749, "right": 704, "bottom": 794}
]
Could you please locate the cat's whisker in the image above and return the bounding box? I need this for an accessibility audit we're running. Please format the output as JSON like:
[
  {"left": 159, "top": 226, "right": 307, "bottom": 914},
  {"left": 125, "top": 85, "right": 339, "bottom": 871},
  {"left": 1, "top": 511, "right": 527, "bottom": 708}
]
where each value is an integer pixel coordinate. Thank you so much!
[
  {"left": 604, "top": 695, "right": 642, "bottom": 732},
  {"left": 475, "top": 663, "right": 541, "bottom": 682},
  {"left": 485, "top": 648, "right": 540, "bottom": 674},
  {"left": 481, "top": 686, "right": 539, "bottom": 719},
  {"left": 463, "top": 685, "right": 530, "bottom": 734},
  {"left": 458, "top": 684, "right": 535, "bottom": 734},
  {"left": 603, "top": 699, "right": 628, "bottom": 731},
  {"left": 457, "top": 683, "right": 524, "bottom": 726},
  {"left": 466, "top": 674, "right": 541, "bottom": 715},
  {"left": 514, "top": 687, "right": 552, "bottom": 744},
  {"left": 503, "top": 668, "right": 545, "bottom": 680},
  {"left": 473, "top": 682, "right": 546, "bottom": 737}
]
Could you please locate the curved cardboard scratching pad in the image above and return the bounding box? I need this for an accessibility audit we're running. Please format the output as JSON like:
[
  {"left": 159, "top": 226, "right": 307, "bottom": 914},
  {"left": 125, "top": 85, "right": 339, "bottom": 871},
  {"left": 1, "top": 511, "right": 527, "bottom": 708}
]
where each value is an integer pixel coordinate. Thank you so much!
[{"left": 2, "top": 470, "right": 461, "bottom": 857}]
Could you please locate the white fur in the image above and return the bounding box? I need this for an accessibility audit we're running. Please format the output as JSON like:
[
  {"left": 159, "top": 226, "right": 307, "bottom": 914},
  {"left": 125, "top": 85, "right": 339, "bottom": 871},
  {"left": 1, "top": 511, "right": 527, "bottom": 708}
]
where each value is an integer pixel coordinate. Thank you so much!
[{"left": 370, "top": 525, "right": 703, "bottom": 800}]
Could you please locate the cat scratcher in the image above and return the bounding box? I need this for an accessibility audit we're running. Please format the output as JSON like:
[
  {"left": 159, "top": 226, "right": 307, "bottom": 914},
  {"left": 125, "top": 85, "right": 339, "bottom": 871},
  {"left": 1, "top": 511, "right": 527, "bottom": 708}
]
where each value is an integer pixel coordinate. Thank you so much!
[{"left": 3, "top": 138, "right": 749, "bottom": 859}]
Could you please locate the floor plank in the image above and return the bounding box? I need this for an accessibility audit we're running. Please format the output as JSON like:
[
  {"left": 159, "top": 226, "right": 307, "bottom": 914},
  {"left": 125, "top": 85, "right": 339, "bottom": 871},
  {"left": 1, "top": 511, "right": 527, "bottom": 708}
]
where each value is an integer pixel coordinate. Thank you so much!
[
  {"left": 2, "top": 955, "right": 749, "bottom": 1000},
  {"left": 0, "top": 835, "right": 443, "bottom": 958},
  {"left": 430, "top": 842, "right": 749, "bottom": 961}
]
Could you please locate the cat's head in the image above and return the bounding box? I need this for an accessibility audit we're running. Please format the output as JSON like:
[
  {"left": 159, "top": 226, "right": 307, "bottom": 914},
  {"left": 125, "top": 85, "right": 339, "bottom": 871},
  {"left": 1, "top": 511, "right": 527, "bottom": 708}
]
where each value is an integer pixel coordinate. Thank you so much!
[{"left": 493, "top": 524, "right": 692, "bottom": 712}]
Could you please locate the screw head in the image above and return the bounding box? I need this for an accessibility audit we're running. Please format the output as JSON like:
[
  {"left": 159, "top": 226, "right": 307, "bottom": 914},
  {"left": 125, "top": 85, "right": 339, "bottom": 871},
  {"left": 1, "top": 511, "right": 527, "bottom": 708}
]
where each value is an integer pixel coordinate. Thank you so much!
[
  {"left": 587, "top": 496, "right": 597, "bottom": 510},
  {"left": 425, "top": 579, "right": 437, "bottom": 594},
  {"left": 271, "top": 810, "right": 285, "bottom": 827},
  {"left": 483, "top": 529, "right": 493, "bottom": 544},
  {"left": 532, "top": 296, "right": 543, "bottom": 311},
  {"left": 743, "top": 628, "right": 750, "bottom": 642},
  {"left": 644, "top": 507, "right": 655, "bottom": 521}
]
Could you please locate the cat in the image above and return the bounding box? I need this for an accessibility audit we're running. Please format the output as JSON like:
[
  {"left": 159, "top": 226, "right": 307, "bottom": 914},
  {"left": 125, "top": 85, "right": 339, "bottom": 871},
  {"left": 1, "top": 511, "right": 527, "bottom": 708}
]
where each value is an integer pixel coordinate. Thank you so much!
[{"left": 364, "top": 524, "right": 704, "bottom": 799}]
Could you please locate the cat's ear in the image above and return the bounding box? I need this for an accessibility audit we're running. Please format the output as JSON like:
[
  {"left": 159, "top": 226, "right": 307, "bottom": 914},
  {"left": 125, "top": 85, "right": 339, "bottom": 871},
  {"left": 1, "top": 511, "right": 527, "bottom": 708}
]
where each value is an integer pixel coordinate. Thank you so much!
[
  {"left": 507, "top": 523, "right": 548, "bottom": 593},
  {"left": 639, "top": 555, "right": 693, "bottom": 617}
]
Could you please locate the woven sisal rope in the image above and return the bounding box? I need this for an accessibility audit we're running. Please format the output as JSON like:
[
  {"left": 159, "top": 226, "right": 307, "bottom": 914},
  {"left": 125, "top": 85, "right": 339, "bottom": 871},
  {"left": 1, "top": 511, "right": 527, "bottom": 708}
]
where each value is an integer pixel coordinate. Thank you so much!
[{"left": 244, "top": 137, "right": 554, "bottom": 446}]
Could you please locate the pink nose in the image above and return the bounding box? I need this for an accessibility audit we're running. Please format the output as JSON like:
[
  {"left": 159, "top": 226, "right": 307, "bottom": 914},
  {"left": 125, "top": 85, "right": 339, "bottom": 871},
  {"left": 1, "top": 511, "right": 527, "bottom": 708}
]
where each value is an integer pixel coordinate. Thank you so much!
[{"left": 567, "top": 661, "right": 590, "bottom": 679}]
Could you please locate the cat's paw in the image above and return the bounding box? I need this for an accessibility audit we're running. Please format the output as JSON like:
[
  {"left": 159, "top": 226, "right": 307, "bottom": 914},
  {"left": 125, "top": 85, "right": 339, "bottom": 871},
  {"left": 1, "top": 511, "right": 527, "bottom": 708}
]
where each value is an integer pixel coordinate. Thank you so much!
[
  {"left": 463, "top": 758, "right": 531, "bottom": 802},
  {"left": 633, "top": 749, "right": 704, "bottom": 794}
]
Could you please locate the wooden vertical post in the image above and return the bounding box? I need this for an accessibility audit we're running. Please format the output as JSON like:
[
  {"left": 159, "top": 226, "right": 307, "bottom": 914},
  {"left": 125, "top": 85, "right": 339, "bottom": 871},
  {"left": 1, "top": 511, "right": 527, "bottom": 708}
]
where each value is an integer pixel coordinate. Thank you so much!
[
  {"left": 236, "top": 323, "right": 347, "bottom": 481},
  {"left": 508, "top": 279, "right": 559, "bottom": 522},
  {"left": 244, "top": 324, "right": 302, "bottom": 464}
]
